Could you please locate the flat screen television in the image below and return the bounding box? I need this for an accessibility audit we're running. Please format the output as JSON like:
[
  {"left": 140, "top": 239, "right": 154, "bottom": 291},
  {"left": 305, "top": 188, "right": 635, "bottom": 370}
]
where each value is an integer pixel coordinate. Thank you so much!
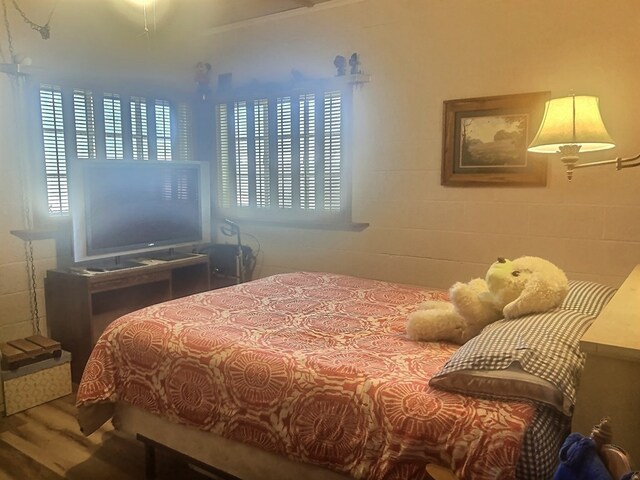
[{"left": 70, "top": 160, "right": 211, "bottom": 263}]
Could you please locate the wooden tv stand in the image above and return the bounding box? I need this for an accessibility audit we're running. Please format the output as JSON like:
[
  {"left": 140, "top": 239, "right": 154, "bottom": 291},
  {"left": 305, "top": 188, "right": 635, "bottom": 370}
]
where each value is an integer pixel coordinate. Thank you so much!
[{"left": 44, "top": 254, "right": 210, "bottom": 382}]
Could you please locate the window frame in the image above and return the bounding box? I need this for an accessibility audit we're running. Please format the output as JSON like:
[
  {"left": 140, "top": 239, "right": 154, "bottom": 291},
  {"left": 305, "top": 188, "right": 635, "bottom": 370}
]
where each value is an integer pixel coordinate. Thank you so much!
[
  {"left": 30, "top": 81, "right": 194, "bottom": 227},
  {"left": 212, "top": 78, "right": 360, "bottom": 229}
]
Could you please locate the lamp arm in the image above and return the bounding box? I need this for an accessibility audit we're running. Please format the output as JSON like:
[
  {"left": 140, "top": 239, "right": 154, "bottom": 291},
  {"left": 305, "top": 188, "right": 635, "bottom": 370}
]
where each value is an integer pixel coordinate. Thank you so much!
[
  {"left": 617, "top": 153, "right": 640, "bottom": 170},
  {"left": 572, "top": 158, "right": 619, "bottom": 170},
  {"left": 572, "top": 153, "right": 640, "bottom": 171}
]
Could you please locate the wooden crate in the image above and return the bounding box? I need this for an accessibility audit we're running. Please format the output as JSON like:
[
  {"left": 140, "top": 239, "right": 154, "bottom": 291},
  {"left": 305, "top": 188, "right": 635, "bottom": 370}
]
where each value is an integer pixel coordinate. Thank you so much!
[{"left": 0, "top": 335, "right": 62, "bottom": 370}]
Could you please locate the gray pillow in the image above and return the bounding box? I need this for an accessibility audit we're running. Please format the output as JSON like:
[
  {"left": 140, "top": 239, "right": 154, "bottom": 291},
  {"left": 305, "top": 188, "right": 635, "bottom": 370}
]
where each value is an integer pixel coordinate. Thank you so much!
[{"left": 559, "top": 280, "right": 618, "bottom": 317}]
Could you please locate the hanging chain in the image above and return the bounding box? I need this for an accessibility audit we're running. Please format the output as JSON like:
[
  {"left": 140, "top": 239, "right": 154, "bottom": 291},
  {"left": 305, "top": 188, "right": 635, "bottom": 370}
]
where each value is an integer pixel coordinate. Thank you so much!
[
  {"left": 24, "top": 239, "right": 41, "bottom": 335},
  {"left": 138, "top": 0, "right": 156, "bottom": 40},
  {"left": 20, "top": 135, "right": 41, "bottom": 335},
  {"left": 142, "top": 1, "right": 149, "bottom": 39},
  {"left": 1, "top": 0, "right": 15, "bottom": 60},
  {"left": 9, "top": 0, "right": 57, "bottom": 39},
  {"left": 20, "top": 180, "right": 41, "bottom": 335}
]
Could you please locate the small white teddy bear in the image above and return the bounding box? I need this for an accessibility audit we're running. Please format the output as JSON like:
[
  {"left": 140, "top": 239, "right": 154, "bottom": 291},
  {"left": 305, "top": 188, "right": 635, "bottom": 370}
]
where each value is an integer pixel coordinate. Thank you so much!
[{"left": 406, "top": 256, "right": 568, "bottom": 344}]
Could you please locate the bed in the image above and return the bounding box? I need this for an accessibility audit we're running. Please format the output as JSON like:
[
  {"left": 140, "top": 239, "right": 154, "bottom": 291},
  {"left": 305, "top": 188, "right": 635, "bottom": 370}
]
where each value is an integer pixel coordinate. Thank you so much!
[{"left": 76, "top": 271, "right": 617, "bottom": 480}]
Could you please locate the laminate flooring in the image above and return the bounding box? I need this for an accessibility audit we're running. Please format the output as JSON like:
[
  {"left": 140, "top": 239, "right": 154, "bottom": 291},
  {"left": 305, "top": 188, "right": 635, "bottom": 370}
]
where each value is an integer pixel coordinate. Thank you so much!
[{"left": 0, "top": 393, "right": 211, "bottom": 480}]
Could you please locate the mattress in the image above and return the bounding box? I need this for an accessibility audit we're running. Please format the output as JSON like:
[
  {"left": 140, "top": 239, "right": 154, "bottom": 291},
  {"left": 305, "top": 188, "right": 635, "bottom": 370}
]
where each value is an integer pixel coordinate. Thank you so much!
[{"left": 77, "top": 272, "right": 558, "bottom": 479}]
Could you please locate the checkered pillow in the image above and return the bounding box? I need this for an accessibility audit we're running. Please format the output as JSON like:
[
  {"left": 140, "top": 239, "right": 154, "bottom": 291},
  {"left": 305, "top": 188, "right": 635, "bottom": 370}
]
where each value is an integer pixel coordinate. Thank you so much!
[
  {"left": 430, "top": 281, "right": 617, "bottom": 415},
  {"left": 560, "top": 280, "right": 617, "bottom": 316}
]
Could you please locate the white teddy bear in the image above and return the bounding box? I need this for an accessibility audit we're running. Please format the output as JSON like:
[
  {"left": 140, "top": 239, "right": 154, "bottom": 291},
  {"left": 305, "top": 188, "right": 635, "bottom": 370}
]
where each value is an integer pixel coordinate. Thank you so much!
[{"left": 406, "top": 256, "right": 569, "bottom": 344}]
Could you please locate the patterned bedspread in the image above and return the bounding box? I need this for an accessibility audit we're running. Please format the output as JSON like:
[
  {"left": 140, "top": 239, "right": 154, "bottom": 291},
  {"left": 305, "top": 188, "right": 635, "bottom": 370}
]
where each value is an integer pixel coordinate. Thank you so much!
[{"left": 77, "top": 272, "right": 536, "bottom": 480}]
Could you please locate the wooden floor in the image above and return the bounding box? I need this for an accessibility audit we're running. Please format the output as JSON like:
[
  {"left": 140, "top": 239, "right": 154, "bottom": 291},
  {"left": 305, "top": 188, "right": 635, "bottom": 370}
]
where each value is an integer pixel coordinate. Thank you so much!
[{"left": 0, "top": 394, "right": 211, "bottom": 480}]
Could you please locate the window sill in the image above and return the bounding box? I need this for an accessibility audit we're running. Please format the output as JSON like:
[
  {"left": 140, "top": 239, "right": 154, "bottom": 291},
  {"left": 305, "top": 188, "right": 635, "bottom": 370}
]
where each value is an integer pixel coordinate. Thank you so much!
[
  {"left": 10, "top": 229, "right": 59, "bottom": 241},
  {"left": 219, "top": 218, "right": 369, "bottom": 232}
]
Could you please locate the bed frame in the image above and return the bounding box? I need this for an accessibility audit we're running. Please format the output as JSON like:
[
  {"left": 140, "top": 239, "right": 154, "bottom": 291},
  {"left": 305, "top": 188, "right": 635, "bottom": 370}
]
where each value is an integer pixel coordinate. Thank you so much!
[
  {"left": 113, "top": 403, "right": 352, "bottom": 480},
  {"left": 121, "top": 404, "right": 459, "bottom": 480}
]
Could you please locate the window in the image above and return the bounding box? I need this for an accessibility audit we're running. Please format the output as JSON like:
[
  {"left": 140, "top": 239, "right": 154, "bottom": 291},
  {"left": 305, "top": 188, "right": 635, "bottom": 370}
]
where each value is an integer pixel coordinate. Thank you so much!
[
  {"left": 215, "top": 82, "right": 352, "bottom": 225},
  {"left": 38, "top": 85, "right": 193, "bottom": 216}
]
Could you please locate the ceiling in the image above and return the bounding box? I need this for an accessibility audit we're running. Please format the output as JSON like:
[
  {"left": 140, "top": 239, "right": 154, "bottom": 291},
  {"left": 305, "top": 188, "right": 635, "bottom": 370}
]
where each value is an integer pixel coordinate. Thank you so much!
[
  {"left": 3, "top": 0, "right": 344, "bottom": 41},
  {"left": 105, "top": 0, "right": 340, "bottom": 33},
  {"left": 203, "top": 0, "right": 337, "bottom": 29},
  {"left": 0, "top": 0, "right": 351, "bottom": 83}
]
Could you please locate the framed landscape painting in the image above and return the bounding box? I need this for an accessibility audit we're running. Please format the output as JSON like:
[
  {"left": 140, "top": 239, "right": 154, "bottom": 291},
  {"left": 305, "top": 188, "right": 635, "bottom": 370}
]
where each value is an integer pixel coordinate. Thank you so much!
[{"left": 441, "top": 92, "right": 550, "bottom": 186}]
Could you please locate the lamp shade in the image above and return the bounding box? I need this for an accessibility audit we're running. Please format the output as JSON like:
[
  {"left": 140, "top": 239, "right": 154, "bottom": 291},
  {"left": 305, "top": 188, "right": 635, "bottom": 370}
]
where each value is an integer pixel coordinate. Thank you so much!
[{"left": 528, "top": 95, "right": 615, "bottom": 154}]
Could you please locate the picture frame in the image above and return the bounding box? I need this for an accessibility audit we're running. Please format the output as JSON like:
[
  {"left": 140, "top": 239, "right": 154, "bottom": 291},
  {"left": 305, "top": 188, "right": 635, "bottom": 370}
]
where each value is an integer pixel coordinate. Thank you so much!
[{"left": 441, "top": 92, "right": 550, "bottom": 187}]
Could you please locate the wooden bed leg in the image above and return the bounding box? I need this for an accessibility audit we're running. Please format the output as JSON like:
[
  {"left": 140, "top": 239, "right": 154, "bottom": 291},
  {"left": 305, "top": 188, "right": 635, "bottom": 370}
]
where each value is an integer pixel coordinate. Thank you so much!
[{"left": 142, "top": 438, "right": 156, "bottom": 480}]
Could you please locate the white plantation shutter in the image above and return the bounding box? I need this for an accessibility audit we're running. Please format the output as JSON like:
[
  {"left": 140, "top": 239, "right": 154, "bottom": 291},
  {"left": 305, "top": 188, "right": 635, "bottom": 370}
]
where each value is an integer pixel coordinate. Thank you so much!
[
  {"left": 216, "top": 103, "right": 231, "bottom": 208},
  {"left": 155, "top": 99, "right": 172, "bottom": 161},
  {"left": 215, "top": 84, "right": 349, "bottom": 223},
  {"left": 177, "top": 102, "right": 193, "bottom": 161},
  {"left": 160, "top": 168, "right": 189, "bottom": 201},
  {"left": 299, "top": 93, "right": 316, "bottom": 210},
  {"left": 130, "top": 96, "right": 149, "bottom": 160},
  {"left": 254, "top": 99, "right": 271, "bottom": 208},
  {"left": 276, "top": 96, "right": 293, "bottom": 209},
  {"left": 323, "top": 90, "right": 342, "bottom": 211},
  {"left": 176, "top": 170, "right": 189, "bottom": 200},
  {"left": 103, "top": 93, "right": 124, "bottom": 160},
  {"left": 73, "top": 89, "right": 96, "bottom": 160},
  {"left": 233, "top": 101, "right": 249, "bottom": 206},
  {"left": 40, "top": 85, "right": 68, "bottom": 214}
]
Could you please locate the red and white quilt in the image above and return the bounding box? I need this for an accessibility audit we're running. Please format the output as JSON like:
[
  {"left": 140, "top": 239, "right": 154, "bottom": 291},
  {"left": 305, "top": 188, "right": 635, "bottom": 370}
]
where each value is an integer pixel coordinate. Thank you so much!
[{"left": 77, "top": 272, "right": 535, "bottom": 479}]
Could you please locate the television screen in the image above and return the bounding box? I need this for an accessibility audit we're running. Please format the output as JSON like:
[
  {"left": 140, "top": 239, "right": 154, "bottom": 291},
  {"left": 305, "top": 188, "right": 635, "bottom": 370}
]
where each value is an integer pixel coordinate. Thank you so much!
[{"left": 71, "top": 160, "right": 211, "bottom": 262}]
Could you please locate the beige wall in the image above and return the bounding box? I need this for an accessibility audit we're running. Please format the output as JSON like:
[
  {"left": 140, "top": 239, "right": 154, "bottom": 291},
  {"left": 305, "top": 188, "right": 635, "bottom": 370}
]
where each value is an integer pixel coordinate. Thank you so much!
[
  {"left": 0, "top": 75, "right": 57, "bottom": 342},
  {"left": 206, "top": 0, "right": 640, "bottom": 288},
  {"left": 1, "top": 0, "right": 639, "bottom": 347}
]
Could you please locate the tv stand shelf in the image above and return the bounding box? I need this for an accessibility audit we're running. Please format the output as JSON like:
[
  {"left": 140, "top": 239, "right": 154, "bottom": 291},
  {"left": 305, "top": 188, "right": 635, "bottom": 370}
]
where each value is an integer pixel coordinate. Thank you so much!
[{"left": 45, "top": 254, "right": 210, "bottom": 382}]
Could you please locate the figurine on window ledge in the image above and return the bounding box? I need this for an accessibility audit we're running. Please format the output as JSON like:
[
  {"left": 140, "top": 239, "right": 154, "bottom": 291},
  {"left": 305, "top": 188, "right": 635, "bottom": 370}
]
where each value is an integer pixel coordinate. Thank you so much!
[
  {"left": 349, "top": 53, "right": 361, "bottom": 75},
  {"left": 333, "top": 55, "right": 346, "bottom": 76},
  {"left": 194, "top": 61, "right": 212, "bottom": 101}
]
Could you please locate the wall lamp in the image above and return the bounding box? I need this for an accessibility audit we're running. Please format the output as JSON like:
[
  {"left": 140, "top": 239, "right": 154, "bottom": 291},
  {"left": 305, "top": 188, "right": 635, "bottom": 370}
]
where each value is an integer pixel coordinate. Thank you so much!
[{"left": 527, "top": 94, "right": 640, "bottom": 180}]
